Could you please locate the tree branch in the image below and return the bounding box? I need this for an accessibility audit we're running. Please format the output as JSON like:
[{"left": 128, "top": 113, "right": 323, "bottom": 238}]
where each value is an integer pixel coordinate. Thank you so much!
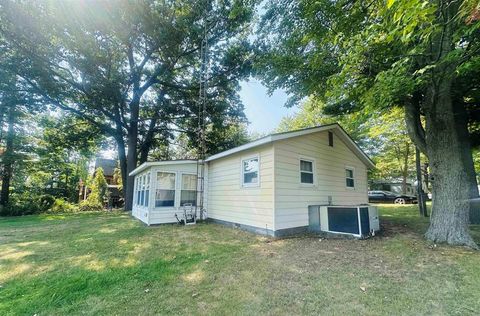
[{"left": 404, "top": 98, "right": 427, "bottom": 156}]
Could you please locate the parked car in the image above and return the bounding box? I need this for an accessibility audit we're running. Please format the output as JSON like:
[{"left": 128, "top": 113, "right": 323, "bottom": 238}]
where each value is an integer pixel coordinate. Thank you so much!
[{"left": 368, "top": 190, "right": 418, "bottom": 204}]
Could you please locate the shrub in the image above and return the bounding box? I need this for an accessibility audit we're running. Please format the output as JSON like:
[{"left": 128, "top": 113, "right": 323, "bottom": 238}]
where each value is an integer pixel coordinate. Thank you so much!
[
  {"left": 79, "top": 199, "right": 103, "bottom": 212},
  {"left": 49, "top": 198, "right": 79, "bottom": 213},
  {"left": 87, "top": 168, "right": 108, "bottom": 205},
  {"left": 39, "top": 194, "right": 56, "bottom": 210},
  {"left": 0, "top": 192, "right": 55, "bottom": 216}
]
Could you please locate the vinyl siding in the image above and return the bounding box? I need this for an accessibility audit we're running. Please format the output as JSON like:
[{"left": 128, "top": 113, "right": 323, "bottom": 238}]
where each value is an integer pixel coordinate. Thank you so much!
[
  {"left": 207, "top": 144, "right": 275, "bottom": 230},
  {"left": 273, "top": 130, "right": 368, "bottom": 230}
]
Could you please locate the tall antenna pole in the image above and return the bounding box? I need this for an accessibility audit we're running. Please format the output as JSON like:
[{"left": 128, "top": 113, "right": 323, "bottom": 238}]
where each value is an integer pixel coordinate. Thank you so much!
[{"left": 195, "top": 14, "right": 209, "bottom": 220}]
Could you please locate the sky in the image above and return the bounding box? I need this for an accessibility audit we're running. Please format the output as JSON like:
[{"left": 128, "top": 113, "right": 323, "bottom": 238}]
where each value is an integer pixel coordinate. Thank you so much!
[{"left": 239, "top": 79, "right": 298, "bottom": 135}]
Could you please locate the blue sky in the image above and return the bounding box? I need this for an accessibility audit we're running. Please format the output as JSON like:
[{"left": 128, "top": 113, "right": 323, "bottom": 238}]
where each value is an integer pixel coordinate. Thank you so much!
[{"left": 239, "top": 79, "right": 298, "bottom": 135}]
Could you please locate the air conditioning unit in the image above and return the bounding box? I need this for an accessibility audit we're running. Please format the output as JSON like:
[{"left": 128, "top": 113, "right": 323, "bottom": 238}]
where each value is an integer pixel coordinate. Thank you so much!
[{"left": 309, "top": 205, "right": 380, "bottom": 238}]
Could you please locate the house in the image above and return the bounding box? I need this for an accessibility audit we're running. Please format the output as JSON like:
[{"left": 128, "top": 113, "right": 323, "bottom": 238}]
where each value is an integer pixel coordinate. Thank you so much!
[
  {"left": 130, "top": 123, "right": 378, "bottom": 237},
  {"left": 79, "top": 158, "right": 123, "bottom": 207}
]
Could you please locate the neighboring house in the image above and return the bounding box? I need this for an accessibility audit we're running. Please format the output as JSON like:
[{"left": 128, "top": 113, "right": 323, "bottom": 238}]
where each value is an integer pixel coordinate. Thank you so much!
[
  {"left": 79, "top": 158, "right": 123, "bottom": 208},
  {"left": 370, "top": 181, "right": 416, "bottom": 196},
  {"left": 130, "top": 124, "right": 378, "bottom": 237}
]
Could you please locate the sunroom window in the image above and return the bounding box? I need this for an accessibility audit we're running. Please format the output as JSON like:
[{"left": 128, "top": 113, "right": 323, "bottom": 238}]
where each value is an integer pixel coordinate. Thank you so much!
[
  {"left": 300, "top": 159, "right": 314, "bottom": 184},
  {"left": 181, "top": 174, "right": 197, "bottom": 206},
  {"left": 155, "top": 172, "right": 175, "bottom": 207},
  {"left": 242, "top": 157, "right": 259, "bottom": 186},
  {"left": 140, "top": 175, "right": 146, "bottom": 206},
  {"left": 145, "top": 173, "right": 150, "bottom": 207}
]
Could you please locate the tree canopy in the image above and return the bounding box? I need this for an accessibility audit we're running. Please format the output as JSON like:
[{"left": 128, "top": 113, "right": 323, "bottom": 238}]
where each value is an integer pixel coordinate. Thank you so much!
[
  {"left": 0, "top": 0, "right": 257, "bottom": 210},
  {"left": 257, "top": 0, "right": 480, "bottom": 247}
]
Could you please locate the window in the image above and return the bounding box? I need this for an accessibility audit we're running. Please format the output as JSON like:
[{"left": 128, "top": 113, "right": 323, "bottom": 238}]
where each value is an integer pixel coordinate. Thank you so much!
[
  {"left": 242, "top": 157, "right": 259, "bottom": 186},
  {"left": 300, "top": 159, "right": 314, "bottom": 184},
  {"left": 346, "top": 168, "right": 355, "bottom": 188},
  {"left": 155, "top": 172, "right": 176, "bottom": 207},
  {"left": 181, "top": 174, "right": 197, "bottom": 206},
  {"left": 328, "top": 131, "right": 334, "bottom": 146},
  {"left": 145, "top": 173, "right": 150, "bottom": 207},
  {"left": 136, "top": 176, "right": 142, "bottom": 205},
  {"left": 135, "top": 178, "right": 139, "bottom": 205},
  {"left": 140, "top": 175, "right": 146, "bottom": 206}
]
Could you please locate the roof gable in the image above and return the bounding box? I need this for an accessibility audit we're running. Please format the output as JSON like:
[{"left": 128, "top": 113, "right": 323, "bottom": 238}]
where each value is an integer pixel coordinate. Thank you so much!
[
  {"left": 206, "top": 123, "right": 375, "bottom": 169},
  {"left": 130, "top": 123, "right": 375, "bottom": 177}
]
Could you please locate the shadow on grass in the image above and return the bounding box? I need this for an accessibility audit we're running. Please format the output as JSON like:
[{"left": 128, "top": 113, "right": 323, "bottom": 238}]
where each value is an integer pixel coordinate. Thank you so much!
[{"left": 378, "top": 203, "right": 480, "bottom": 244}]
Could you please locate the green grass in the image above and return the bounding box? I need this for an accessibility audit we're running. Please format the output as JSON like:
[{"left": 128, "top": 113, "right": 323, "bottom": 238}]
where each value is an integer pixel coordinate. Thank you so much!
[{"left": 1, "top": 206, "right": 480, "bottom": 315}]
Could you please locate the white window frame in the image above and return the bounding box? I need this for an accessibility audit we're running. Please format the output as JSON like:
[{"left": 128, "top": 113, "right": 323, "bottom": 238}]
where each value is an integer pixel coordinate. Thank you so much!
[
  {"left": 241, "top": 155, "right": 260, "bottom": 188},
  {"left": 145, "top": 173, "right": 150, "bottom": 207},
  {"left": 155, "top": 171, "right": 177, "bottom": 208},
  {"left": 140, "top": 175, "right": 144, "bottom": 206},
  {"left": 180, "top": 172, "right": 198, "bottom": 207},
  {"left": 345, "top": 166, "right": 355, "bottom": 189},
  {"left": 134, "top": 177, "right": 138, "bottom": 206},
  {"left": 299, "top": 157, "right": 316, "bottom": 186}
]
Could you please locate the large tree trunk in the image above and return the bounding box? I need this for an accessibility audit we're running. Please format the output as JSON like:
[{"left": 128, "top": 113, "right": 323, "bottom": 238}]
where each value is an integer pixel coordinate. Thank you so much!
[
  {"left": 453, "top": 96, "right": 480, "bottom": 224},
  {"left": 424, "top": 77, "right": 478, "bottom": 248},
  {"left": 138, "top": 118, "right": 157, "bottom": 165},
  {"left": 0, "top": 105, "right": 15, "bottom": 206},
  {"left": 409, "top": 0, "right": 479, "bottom": 247},
  {"left": 124, "top": 98, "right": 140, "bottom": 211}
]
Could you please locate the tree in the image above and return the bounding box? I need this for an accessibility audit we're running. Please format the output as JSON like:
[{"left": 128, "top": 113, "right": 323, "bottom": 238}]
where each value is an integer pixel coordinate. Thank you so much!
[
  {"left": 258, "top": 0, "right": 480, "bottom": 247},
  {"left": 367, "top": 108, "right": 416, "bottom": 194},
  {"left": 276, "top": 97, "right": 374, "bottom": 151},
  {"left": 0, "top": 0, "right": 255, "bottom": 210},
  {"left": 87, "top": 168, "right": 108, "bottom": 206},
  {"left": 36, "top": 114, "right": 103, "bottom": 201}
]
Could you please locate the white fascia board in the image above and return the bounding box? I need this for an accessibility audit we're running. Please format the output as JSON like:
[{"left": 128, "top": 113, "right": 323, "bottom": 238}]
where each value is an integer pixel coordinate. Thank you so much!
[{"left": 129, "top": 160, "right": 197, "bottom": 176}]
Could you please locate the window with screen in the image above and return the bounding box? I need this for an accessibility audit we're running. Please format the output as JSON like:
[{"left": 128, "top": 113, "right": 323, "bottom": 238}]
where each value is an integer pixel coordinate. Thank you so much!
[
  {"left": 181, "top": 174, "right": 197, "bottom": 206},
  {"left": 242, "top": 157, "right": 259, "bottom": 186},
  {"left": 155, "top": 172, "right": 176, "bottom": 207},
  {"left": 346, "top": 168, "right": 355, "bottom": 188},
  {"left": 300, "top": 159, "right": 314, "bottom": 184}
]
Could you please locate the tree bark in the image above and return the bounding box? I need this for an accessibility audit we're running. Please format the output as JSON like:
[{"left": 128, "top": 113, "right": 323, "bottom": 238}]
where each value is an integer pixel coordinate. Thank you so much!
[
  {"left": 124, "top": 97, "right": 140, "bottom": 211},
  {"left": 0, "top": 105, "right": 15, "bottom": 206},
  {"left": 139, "top": 117, "right": 158, "bottom": 164},
  {"left": 453, "top": 93, "right": 480, "bottom": 224},
  {"left": 423, "top": 76, "right": 477, "bottom": 247},
  {"left": 404, "top": 97, "right": 427, "bottom": 155}
]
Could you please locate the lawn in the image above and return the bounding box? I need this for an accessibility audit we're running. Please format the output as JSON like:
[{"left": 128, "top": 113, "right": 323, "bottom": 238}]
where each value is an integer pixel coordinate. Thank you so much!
[{"left": 1, "top": 206, "right": 480, "bottom": 315}]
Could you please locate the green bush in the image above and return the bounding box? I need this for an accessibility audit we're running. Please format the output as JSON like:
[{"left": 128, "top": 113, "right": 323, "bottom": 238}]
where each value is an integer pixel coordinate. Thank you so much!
[
  {"left": 49, "top": 198, "right": 79, "bottom": 213},
  {"left": 0, "top": 192, "right": 55, "bottom": 216},
  {"left": 79, "top": 199, "right": 104, "bottom": 212},
  {"left": 39, "top": 194, "right": 56, "bottom": 210}
]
